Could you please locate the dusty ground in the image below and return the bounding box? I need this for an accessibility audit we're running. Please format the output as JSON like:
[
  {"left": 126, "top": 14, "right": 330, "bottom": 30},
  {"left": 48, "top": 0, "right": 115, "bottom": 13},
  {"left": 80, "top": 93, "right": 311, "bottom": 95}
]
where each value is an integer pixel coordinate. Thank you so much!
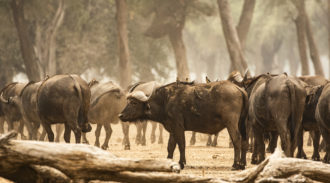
[{"left": 80, "top": 123, "right": 324, "bottom": 178}]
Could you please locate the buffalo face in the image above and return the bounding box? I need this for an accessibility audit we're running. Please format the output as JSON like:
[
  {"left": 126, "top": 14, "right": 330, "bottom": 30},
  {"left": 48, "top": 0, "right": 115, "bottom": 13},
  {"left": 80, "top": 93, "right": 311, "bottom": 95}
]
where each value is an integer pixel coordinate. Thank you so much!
[{"left": 119, "top": 98, "right": 149, "bottom": 122}]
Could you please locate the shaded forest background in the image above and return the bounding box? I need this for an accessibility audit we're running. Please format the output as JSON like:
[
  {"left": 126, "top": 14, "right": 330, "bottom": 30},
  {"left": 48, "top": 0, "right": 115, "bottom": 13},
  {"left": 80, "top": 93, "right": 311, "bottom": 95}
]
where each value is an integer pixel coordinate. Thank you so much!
[{"left": 0, "top": 0, "right": 329, "bottom": 88}]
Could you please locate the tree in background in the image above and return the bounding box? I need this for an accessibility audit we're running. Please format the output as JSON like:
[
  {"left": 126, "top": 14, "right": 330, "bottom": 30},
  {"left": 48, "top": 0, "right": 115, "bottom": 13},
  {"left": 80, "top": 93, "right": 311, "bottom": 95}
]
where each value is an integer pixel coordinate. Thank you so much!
[
  {"left": 292, "top": 0, "right": 324, "bottom": 76},
  {"left": 217, "top": 0, "right": 250, "bottom": 75},
  {"left": 116, "top": 0, "right": 131, "bottom": 88},
  {"left": 145, "top": 0, "right": 191, "bottom": 80},
  {"left": 10, "top": 0, "right": 41, "bottom": 81}
]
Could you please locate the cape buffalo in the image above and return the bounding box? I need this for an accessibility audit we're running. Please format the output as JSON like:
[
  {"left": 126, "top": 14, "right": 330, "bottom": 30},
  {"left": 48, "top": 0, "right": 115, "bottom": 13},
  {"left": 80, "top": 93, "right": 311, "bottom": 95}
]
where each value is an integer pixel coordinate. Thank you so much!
[
  {"left": 37, "top": 74, "right": 92, "bottom": 143},
  {"left": 295, "top": 75, "right": 328, "bottom": 160},
  {"left": 315, "top": 82, "right": 330, "bottom": 163},
  {"left": 7, "top": 81, "right": 42, "bottom": 140},
  {"left": 0, "top": 82, "right": 27, "bottom": 139},
  {"left": 237, "top": 73, "right": 306, "bottom": 164},
  {"left": 119, "top": 80, "right": 248, "bottom": 170},
  {"left": 81, "top": 80, "right": 126, "bottom": 149},
  {"left": 121, "top": 81, "right": 164, "bottom": 149}
]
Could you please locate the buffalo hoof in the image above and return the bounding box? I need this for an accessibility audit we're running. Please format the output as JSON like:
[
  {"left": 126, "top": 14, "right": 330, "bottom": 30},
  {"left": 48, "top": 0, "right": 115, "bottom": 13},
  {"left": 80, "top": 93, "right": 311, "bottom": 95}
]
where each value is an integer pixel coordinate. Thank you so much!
[
  {"left": 21, "top": 135, "right": 27, "bottom": 140},
  {"left": 323, "top": 153, "right": 330, "bottom": 164},
  {"left": 190, "top": 139, "right": 196, "bottom": 146},
  {"left": 179, "top": 161, "right": 186, "bottom": 169},
  {"left": 151, "top": 135, "right": 156, "bottom": 144},
  {"left": 211, "top": 141, "right": 217, "bottom": 147},
  {"left": 231, "top": 163, "right": 245, "bottom": 170},
  {"left": 82, "top": 140, "right": 89, "bottom": 144},
  {"left": 296, "top": 152, "right": 307, "bottom": 159},
  {"left": 124, "top": 145, "right": 130, "bottom": 150},
  {"left": 206, "top": 141, "right": 211, "bottom": 147},
  {"left": 141, "top": 139, "right": 146, "bottom": 146},
  {"left": 158, "top": 138, "right": 163, "bottom": 144},
  {"left": 101, "top": 145, "right": 108, "bottom": 150},
  {"left": 94, "top": 142, "right": 100, "bottom": 147},
  {"left": 312, "top": 154, "right": 320, "bottom": 161},
  {"left": 251, "top": 157, "right": 260, "bottom": 165}
]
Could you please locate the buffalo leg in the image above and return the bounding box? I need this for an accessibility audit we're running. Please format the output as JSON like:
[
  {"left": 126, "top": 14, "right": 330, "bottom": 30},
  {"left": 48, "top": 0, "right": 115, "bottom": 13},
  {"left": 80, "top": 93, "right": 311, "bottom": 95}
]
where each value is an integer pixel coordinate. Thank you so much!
[
  {"left": 227, "top": 124, "right": 243, "bottom": 170},
  {"left": 141, "top": 121, "right": 147, "bottom": 146},
  {"left": 311, "top": 130, "right": 321, "bottom": 161},
  {"left": 251, "top": 124, "right": 265, "bottom": 165},
  {"left": 18, "top": 121, "right": 27, "bottom": 140},
  {"left": 319, "top": 127, "right": 330, "bottom": 163},
  {"left": 73, "top": 129, "right": 81, "bottom": 144},
  {"left": 278, "top": 122, "right": 292, "bottom": 157},
  {"left": 135, "top": 123, "right": 142, "bottom": 145},
  {"left": 82, "top": 132, "right": 88, "bottom": 144},
  {"left": 43, "top": 124, "right": 54, "bottom": 142},
  {"left": 102, "top": 123, "right": 112, "bottom": 150},
  {"left": 39, "top": 128, "right": 47, "bottom": 141},
  {"left": 266, "top": 131, "right": 278, "bottom": 153},
  {"left": 206, "top": 135, "right": 212, "bottom": 146},
  {"left": 158, "top": 124, "right": 163, "bottom": 144},
  {"left": 94, "top": 124, "right": 102, "bottom": 147},
  {"left": 55, "top": 124, "right": 64, "bottom": 142},
  {"left": 0, "top": 117, "right": 4, "bottom": 134},
  {"left": 121, "top": 122, "right": 130, "bottom": 150},
  {"left": 64, "top": 124, "right": 71, "bottom": 143},
  {"left": 190, "top": 132, "right": 196, "bottom": 145},
  {"left": 307, "top": 132, "right": 313, "bottom": 146},
  {"left": 296, "top": 129, "right": 307, "bottom": 159},
  {"left": 211, "top": 133, "right": 219, "bottom": 147},
  {"left": 173, "top": 128, "right": 186, "bottom": 169},
  {"left": 167, "top": 133, "right": 176, "bottom": 159},
  {"left": 151, "top": 122, "right": 156, "bottom": 144}
]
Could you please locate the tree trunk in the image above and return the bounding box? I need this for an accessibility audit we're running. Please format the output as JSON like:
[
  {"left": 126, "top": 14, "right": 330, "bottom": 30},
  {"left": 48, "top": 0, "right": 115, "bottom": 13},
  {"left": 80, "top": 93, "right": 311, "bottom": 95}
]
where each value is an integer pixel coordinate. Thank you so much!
[
  {"left": 10, "top": 0, "right": 41, "bottom": 81},
  {"left": 292, "top": 0, "right": 324, "bottom": 76},
  {"left": 236, "top": 0, "right": 256, "bottom": 50},
  {"left": 217, "top": 0, "right": 249, "bottom": 75},
  {"left": 169, "top": 30, "right": 190, "bottom": 81},
  {"left": 328, "top": 0, "right": 330, "bottom": 78},
  {"left": 116, "top": 0, "right": 132, "bottom": 89},
  {"left": 34, "top": 0, "right": 65, "bottom": 78},
  {"left": 294, "top": 14, "right": 309, "bottom": 75},
  {"left": 304, "top": 5, "right": 324, "bottom": 76}
]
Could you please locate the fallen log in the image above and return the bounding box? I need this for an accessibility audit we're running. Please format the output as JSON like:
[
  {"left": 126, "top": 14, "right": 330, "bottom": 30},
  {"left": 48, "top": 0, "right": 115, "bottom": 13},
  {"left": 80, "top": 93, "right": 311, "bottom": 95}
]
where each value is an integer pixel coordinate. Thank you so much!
[
  {"left": 0, "top": 131, "right": 180, "bottom": 181},
  {"left": 1, "top": 131, "right": 330, "bottom": 183}
]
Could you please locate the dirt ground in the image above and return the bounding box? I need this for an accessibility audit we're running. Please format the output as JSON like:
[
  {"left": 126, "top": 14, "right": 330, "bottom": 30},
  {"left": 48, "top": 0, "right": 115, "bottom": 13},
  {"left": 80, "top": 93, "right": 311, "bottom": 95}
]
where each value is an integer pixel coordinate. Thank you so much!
[{"left": 79, "top": 122, "right": 324, "bottom": 178}]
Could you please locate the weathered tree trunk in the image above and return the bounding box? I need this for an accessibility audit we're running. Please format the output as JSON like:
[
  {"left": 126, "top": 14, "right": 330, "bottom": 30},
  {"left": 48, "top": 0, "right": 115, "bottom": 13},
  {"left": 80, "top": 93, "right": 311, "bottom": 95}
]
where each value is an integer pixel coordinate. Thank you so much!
[
  {"left": 328, "top": 0, "right": 330, "bottom": 78},
  {"left": 34, "top": 0, "right": 65, "bottom": 78},
  {"left": 304, "top": 5, "right": 324, "bottom": 76},
  {"left": 294, "top": 14, "right": 309, "bottom": 75},
  {"left": 217, "top": 0, "right": 249, "bottom": 75},
  {"left": 116, "top": 0, "right": 132, "bottom": 89},
  {"left": 236, "top": 0, "right": 256, "bottom": 50},
  {"left": 169, "top": 30, "right": 190, "bottom": 80},
  {"left": 10, "top": 0, "right": 41, "bottom": 81},
  {"left": 293, "top": 0, "right": 324, "bottom": 76}
]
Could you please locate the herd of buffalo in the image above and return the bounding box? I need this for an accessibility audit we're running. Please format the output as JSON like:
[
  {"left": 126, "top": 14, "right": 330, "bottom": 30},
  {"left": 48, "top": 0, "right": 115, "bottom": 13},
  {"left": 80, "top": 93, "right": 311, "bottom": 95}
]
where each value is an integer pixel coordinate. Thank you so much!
[{"left": 0, "top": 72, "right": 329, "bottom": 171}]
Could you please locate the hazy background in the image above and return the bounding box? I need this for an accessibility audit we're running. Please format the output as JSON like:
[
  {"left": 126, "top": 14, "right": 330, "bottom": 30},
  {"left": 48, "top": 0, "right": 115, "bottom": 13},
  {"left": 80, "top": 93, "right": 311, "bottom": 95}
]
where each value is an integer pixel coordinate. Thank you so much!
[{"left": 0, "top": 0, "right": 329, "bottom": 88}]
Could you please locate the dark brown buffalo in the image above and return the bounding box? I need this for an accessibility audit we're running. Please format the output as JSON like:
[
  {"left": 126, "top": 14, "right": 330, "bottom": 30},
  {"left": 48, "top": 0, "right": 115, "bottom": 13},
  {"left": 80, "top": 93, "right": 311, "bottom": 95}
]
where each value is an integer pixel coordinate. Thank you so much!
[
  {"left": 315, "top": 82, "right": 330, "bottom": 163},
  {"left": 295, "top": 75, "right": 328, "bottom": 160},
  {"left": 119, "top": 80, "right": 248, "bottom": 170},
  {"left": 37, "top": 74, "right": 92, "bottom": 143},
  {"left": 7, "top": 81, "right": 42, "bottom": 140},
  {"left": 237, "top": 73, "right": 306, "bottom": 164},
  {"left": 121, "top": 81, "right": 164, "bottom": 150},
  {"left": 81, "top": 80, "right": 126, "bottom": 149},
  {"left": 0, "top": 82, "right": 26, "bottom": 139}
]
